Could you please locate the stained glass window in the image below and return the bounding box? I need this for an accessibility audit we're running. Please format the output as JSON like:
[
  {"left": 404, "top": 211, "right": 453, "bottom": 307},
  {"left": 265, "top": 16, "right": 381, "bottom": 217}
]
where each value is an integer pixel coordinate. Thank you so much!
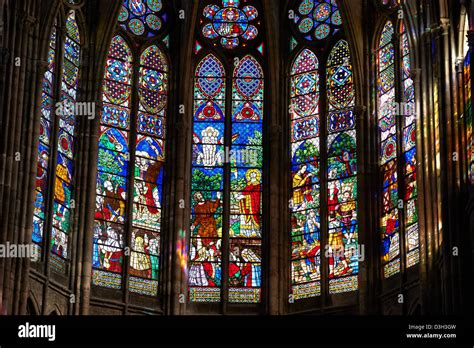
[
  {"left": 377, "top": 20, "right": 419, "bottom": 279},
  {"left": 33, "top": 10, "right": 81, "bottom": 272},
  {"left": 292, "top": 0, "right": 342, "bottom": 41},
  {"left": 201, "top": 0, "right": 260, "bottom": 49},
  {"left": 93, "top": 32, "right": 168, "bottom": 296},
  {"left": 189, "top": 49, "right": 264, "bottom": 302},
  {"left": 119, "top": 0, "right": 167, "bottom": 38},
  {"left": 289, "top": 1, "right": 358, "bottom": 301},
  {"left": 93, "top": 0, "right": 169, "bottom": 296},
  {"left": 49, "top": 10, "right": 81, "bottom": 272}
]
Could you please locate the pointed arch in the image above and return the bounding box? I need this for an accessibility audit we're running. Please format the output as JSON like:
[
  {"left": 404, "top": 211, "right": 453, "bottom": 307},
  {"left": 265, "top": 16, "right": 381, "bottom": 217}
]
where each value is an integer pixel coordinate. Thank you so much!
[
  {"left": 289, "top": 47, "right": 321, "bottom": 300},
  {"left": 326, "top": 39, "right": 358, "bottom": 294},
  {"left": 189, "top": 53, "right": 226, "bottom": 303},
  {"left": 229, "top": 54, "right": 264, "bottom": 302}
]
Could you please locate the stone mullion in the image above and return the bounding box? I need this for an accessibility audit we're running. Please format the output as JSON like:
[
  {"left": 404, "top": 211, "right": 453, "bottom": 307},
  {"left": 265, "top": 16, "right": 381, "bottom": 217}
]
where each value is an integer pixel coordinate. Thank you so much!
[
  {"left": 433, "top": 16, "right": 458, "bottom": 314},
  {"left": 69, "top": 8, "right": 89, "bottom": 316},
  {"left": 19, "top": 17, "right": 46, "bottom": 315},
  {"left": 262, "top": 0, "right": 282, "bottom": 316},
  {"left": 78, "top": 0, "right": 122, "bottom": 315},
  {"left": 0, "top": 1, "right": 24, "bottom": 315},
  {"left": 169, "top": 0, "right": 197, "bottom": 315},
  {"left": 13, "top": 1, "right": 39, "bottom": 315},
  {"left": 418, "top": 8, "right": 436, "bottom": 315}
]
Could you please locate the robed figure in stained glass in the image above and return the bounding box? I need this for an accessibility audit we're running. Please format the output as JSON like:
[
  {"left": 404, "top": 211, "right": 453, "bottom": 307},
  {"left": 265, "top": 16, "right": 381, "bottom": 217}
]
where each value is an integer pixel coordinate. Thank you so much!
[
  {"left": 191, "top": 191, "right": 222, "bottom": 240},
  {"left": 236, "top": 169, "right": 261, "bottom": 237}
]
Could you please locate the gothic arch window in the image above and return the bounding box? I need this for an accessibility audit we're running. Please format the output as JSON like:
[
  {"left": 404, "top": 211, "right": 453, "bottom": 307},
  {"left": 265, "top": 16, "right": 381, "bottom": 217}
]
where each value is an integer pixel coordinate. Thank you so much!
[
  {"left": 376, "top": 19, "right": 420, "bottom": 279},
  {"left": 33, "top": 6, "right": 82, "bottom": 274},
  {"left": 189, "top": 0, "right": 265, "bottom": 305},
  {"left": 289, "top": 0, "right": 359, "bottom": 301},
  {"left": 92, "top": 0, "right": 170, "bottom": 297}
]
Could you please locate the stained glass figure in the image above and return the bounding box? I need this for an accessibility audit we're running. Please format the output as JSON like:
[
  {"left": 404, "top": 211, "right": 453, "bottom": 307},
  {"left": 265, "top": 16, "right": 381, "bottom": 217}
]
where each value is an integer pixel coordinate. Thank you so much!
[
  {"left": 293, "top": 0, "right": 342, "bottom": 42},
  {"left": 201, "top": 0, "right": 260, "bottom": 49},
  {"left": 119, "top": 0, "right": 167, "bottom": 38}
]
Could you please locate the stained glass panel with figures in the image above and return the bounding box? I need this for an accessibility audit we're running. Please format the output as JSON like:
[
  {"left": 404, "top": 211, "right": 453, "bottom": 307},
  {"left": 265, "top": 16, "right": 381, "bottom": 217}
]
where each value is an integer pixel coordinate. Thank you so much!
[
  {"left": 326, "top": 40, "right": 358, "bottom": 294},
  {"left": 289, "top": 48, "right": 321, "bottom": 300},
  {"left": 93, "top": 35, "right": 132, "bottom": 290},
  {"left": 189, "top": 54, "right": 226, "bottom": 302}
]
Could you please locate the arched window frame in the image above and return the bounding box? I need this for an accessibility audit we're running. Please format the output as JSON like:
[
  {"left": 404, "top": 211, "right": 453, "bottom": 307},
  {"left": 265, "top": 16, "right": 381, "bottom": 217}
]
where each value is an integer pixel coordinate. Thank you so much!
[
  {"left": 287, "top": 0, "right": 360, "bottom": 310},
  {"left": 187, "top": 0, "right": 267, "bottom": 313},
  {"left": 375, "top": 13, "right": 421, "bottom": 283},
  {"left": 32, "top": 2, "right": 84, "bottom": 276},
  {"left": 91, "top": 1, "right": 173, "bottom": 302}
]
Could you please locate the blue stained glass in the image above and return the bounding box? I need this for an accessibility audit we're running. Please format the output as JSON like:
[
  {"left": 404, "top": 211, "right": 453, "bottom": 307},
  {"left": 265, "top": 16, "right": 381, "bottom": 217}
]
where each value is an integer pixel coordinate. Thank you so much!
[
  {"left": 294, "top": 0, "right": 342, "bottom": 42},
  {"left": 121, "top": 0, "right": 166, "bottom": 38},
  {"left": 201, "top": 0, "right": 260, "bottom": 50},
  {"left": 99, "top": 127, "right": 129, "bottom": 153},
  {"left": 136, "top": 136, "right": 164, "bottom": 161},
  {"left": 232, "top": 122, "right": 263, "bottom": 145},
  {"left": 194, "top": 100, "right": 226, "bottom": 122},
  {"left": 193, "top": 122, "right": 225, "bottom": 143},
  {"left": 137, "top": 113, "right": 164, "bottom": 137}
]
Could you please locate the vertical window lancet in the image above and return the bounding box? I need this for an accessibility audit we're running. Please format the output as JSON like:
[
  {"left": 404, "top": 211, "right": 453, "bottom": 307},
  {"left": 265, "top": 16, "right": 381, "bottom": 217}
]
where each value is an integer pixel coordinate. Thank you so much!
[
  {"left": 33, "top": 23, "right": 58, "bottom": 255},
  {"left": 50, "top": 10, "right": 81, "bottom": 272},
  {"left": 326, "top": 39, "right": 358, "bottom": 294},
  {"left": 229, "top": 55, "right": 263, "bottom": 303},
  {"left": 189, "top": 54, "right": 226, "bottom": 303},
  {"left": 93, "top": 35, "right": 133, "bottom": 290},
  {"left": 290, "top": 48, "right": 321, "bottom": 300}
]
